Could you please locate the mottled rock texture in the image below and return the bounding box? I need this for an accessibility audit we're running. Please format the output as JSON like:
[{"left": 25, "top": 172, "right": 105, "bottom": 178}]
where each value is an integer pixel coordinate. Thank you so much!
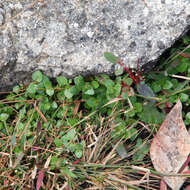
[{"left": 0, "top": 0, "right": 190, "bottom": 90}]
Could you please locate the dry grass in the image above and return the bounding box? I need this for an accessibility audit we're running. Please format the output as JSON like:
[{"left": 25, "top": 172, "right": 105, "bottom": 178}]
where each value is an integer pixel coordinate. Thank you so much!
[{"left": 0, "top": 96, "right": 162, "bottom": 189}]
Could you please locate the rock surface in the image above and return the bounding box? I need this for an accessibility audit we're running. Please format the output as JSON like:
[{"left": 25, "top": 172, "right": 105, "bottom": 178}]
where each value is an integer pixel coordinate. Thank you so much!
[{"left": 0, "top": 0, "right": 190, "bottom": 90}]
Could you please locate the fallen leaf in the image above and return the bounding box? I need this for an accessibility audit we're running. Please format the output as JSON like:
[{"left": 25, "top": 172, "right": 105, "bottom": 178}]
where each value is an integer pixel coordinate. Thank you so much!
[{"left": 150, "top": 100, "right": 190, "bottom": 190}]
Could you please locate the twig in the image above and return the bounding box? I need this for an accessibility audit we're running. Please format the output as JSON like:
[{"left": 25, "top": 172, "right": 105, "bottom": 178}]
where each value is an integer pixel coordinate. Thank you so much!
[{"left": 171, "top": 74, "right": 190, "bottom": 81}]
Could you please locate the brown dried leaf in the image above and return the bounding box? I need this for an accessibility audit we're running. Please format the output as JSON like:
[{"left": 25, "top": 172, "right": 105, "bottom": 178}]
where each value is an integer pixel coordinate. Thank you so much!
[{"left": 150, "top": 100, "right": 190, "bottom": 190}]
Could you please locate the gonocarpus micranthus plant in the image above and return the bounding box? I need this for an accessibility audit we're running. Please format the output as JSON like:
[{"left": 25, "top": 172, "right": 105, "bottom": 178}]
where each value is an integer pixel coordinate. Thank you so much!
[{"left": 104, "top": 52, "right": 156, "bottom": 103}]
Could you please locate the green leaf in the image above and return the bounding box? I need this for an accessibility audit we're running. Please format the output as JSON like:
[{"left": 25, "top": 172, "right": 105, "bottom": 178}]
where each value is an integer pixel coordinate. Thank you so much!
[
  {"left": 57, "top": 91, "right": 65, "bottom": 101},
  {"left": 179, "top": 93, "right": 189, "bottom": 102},
  {"left": 50, "top": 156, "right": 59, "bottom": 169},
  {"left": 0, "top": 122, "right": 3, "bottom": 130},
  {"left": 171, "top": 79, "right": 178, "bottom": 88},
  {"left": 64, "top": 88, "right": 74, "bottom": 99},
  {"left": 26, "top": 83, "right": 37, "bottom": 94},
  {"left": 163, "top": 80, "right": 173, "bottom": 90},
  {"left": 56, "top": 109, "right": 65, "bottom": 119},
  {"left": 67, "top": 143, "right": 76, "bottom": 152},
  {"left": 121, "top": 92, "right": 128, "bottom": 99},
  {"left": 0, "top": 113, "right": 9, "bottom": 121},
  {"left": 42, "top": 75, "right": 52, "bottom": 89},
  {"left": 104, "top": 52, "right": 118, "bottom": 64},
  {"left": 82, "top": 82, "right": 95, "bottom": 96},
  {"left": 13, "top": 145, "right": 23, "bottom": 155},
  {"left": 106, "top": 88, "right": 114, "bottom": 97},
  {"left": 176, "top": 61, "right": 188, "bottom": 73},
  {"left": 39, "top": 101, "right": 51, "bottom": 111},
  {"left": 138, "top": 103, "right": 164, "bottom": 124},
  {"left": 132, "top": 138, "right": 149, "bottom": 161},
  {"left": 56, "top": 76, "right": 68, "bottom": 87},
  {"left": 91, "top": 81, "right": 99, "bottom": 89},
  {"left": 70, "top": 86, "right": 79, "bottom": 96},
  {"left": 114, "top": 83, "right": 121, "bottom": 96},
  {"left": 13, "top": 85, "right": 20, "bottom": 94},
  {"left": 84, "top": 88, "right": 94, "bottom": 95},
  {"left": 175, "top": 80, "right": 188, "bottom": 91},
  {"left": 54, "top": 138, "right": 63, "bottom": 148},
  {"left": 19, "top": 107, "right": 26, "bottom": 119},
  {"left": 116, "top": 76, "right": 122, "bottom": 83},
  {"left": 32, "top": 70, "right": 43, "bottom": 82},
  {"left": 123, "top": 78, "right": 133, "bottom": 86},
  {"left": 186, "top": 112, "right": 190, "bottom": 121},
  {"left": 74, "top": 75, "right": 84, "bottom": 90},
  {"left": 134, "top": 103, "right": 142, "bottom": 113},
  {"left": 66, "top": 118, "right": 79, "bottom": 126},
  {"left": 115, "top": 68, "right": 123, "bottom": 76},
  {"left": 183, "top": 36, "right": 190, "bottom": 45},
  {"left": 125, "top": 128, "right": 138, "bottom": 141},
  {"left": 17, "top": 122, "right": 24, "bottom": 132},
  {"left": 66, "top": 129, "right": 76, "bottom": 140},
  {"left": 51, "top": 101, "right": 58, "bottom": 109},
  {"left": 104, "top": 79, "right": 115, "bottom": 88},
  {"left": 86, "top": 97, "right": 98, "bottom": 108},
  {"left": 46, "top": 87, "right": 54, "bottom": 96},
  {"left": 128, "top": 110, "right": 136, "bottom": 118},
  {"left": 61, "top": 167, "right": 77, "bottom": 178},
  {"left": 75, "top": 149, "right": 83, "bottom": 158},
  {"left": 151, "top": 82, "right": 161, "bottom": 93},
  {"left": 169, "top": 95, "right": 178, "bottom": 103}
]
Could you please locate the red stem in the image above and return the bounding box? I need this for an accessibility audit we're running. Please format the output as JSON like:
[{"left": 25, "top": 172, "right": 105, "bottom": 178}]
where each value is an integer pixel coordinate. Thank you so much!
[
  {"left": 117, "top": 59, "right": 144, "bottom": 85},
  {"left": 180, "top": 53, "right": 190, "bottom": 58}
]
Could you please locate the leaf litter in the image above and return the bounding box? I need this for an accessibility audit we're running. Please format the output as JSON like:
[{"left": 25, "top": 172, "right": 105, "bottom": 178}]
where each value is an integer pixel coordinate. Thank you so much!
[{"left": 150, "top": 100, "right": 190, "bottom": 190}]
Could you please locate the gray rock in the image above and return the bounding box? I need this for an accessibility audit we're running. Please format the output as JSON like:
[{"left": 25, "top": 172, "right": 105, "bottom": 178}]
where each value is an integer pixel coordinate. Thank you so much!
[{"left": 0, "top": 0, "right": 190, "bottom": 90}]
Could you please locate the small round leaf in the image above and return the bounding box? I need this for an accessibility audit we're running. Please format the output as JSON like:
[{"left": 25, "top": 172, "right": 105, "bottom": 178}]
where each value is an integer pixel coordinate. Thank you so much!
[
  {"left": 0, "top": 113, "right": 9, "bottom": 121},
  {"left": 75, "top": 149, "right": 83, "bottom": 158},
  {"left": 64, "top": 88, "right": 74, "bottom": 99},
  {"left": 84, "top": 88, "right": 94, "bottom": 95},
  {"left": 46, "top": 87, "right": 54, "bottom": 96},
  {"left": 26, "top": 83, "right": 37, "bottom": 94},
  {"left": 91, "top": 81, "right": 99, "bottom": 89},
  {"left": 32, "top": 71, "right": 43, "bottom": 82},
  {"left": 179, "top": 93, "right": 189, "bottom": 102},
  {"left": 56, "top": 76, "right": 68, "bottom": 87},
  {"left": 163, "top": 80, "right": 173, "bottom": 90},
  {"left": 13, "top": 85, "right": 20, "bottom": 94}
]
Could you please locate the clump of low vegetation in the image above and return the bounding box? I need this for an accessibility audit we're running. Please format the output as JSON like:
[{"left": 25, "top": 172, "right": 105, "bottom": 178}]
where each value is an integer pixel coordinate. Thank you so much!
[{"left": 1, "top": 34, "right": 190, "bottom": 189}]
